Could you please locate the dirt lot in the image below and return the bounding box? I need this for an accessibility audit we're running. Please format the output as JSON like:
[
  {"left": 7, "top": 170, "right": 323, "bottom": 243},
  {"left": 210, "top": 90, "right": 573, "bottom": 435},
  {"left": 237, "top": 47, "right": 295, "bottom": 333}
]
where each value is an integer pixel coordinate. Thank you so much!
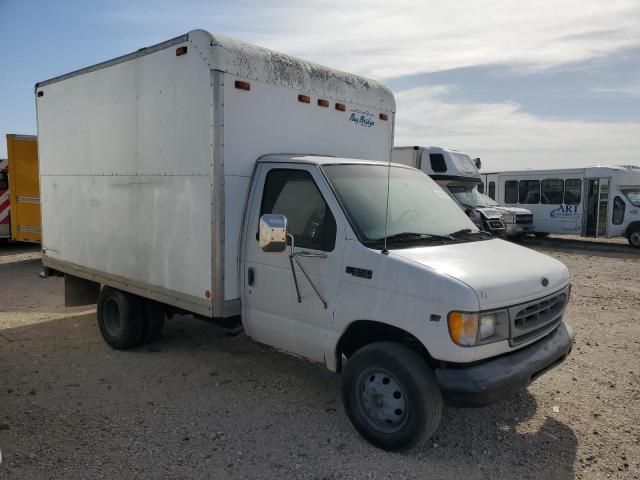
[{"left": 0, "top": 238, "right": 639, "bottom": 479}]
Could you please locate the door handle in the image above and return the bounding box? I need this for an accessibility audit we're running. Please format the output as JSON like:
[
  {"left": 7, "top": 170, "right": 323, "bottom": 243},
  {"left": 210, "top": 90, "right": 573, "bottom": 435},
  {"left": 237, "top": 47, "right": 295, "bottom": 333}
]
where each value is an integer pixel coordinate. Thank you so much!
[{"left": 248, "top": 267, "right": 255, "bottom": 286}]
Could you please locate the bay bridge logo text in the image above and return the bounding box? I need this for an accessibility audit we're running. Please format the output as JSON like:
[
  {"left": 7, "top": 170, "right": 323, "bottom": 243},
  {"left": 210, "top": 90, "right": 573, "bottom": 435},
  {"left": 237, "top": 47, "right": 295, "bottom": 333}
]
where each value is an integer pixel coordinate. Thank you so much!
[
  {"left": 550, "top": 204, "right": 579, "bottom": 218},
  {"left": 348, "top": 109, "right": 375, "bottom": 128}
]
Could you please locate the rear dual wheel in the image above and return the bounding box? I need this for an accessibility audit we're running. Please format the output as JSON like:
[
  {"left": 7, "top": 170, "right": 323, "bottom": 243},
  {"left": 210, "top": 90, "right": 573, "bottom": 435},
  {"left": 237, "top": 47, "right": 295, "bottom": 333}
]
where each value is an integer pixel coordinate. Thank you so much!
[
  {"left": 342, "top": 342, "right": 442, "bottom": 452},
  {"left": 97, "top": 287, "right": 164, "bottom": 349},
  {"left": 627, "top": 226, "right": 640, "bottom": 249}
]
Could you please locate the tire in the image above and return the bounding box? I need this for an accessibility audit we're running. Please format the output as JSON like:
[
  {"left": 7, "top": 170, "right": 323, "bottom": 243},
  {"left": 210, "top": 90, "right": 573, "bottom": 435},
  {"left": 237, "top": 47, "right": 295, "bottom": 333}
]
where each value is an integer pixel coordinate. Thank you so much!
[
  {"left": 627, "top": 225, "right": 640, "bottom": 249},
  {"left": 141, "top": 299, "right": 166, "bottom": 344},
  {"left": 342, "top": 341, "right": 443, "bottom": 452},
  {"left": 97, "top": 287, "right": 144, "bottom": 350},
  {"left": 534, "top": 232, "right": 550, "bottom": 238}
]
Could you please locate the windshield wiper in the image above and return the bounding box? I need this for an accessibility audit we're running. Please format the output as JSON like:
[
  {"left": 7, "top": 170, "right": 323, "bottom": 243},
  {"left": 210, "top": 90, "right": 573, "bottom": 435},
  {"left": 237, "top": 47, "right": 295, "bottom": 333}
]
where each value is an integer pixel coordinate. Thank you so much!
[{"left": 366, "top": 232, "right": 455, "bottom": 247}]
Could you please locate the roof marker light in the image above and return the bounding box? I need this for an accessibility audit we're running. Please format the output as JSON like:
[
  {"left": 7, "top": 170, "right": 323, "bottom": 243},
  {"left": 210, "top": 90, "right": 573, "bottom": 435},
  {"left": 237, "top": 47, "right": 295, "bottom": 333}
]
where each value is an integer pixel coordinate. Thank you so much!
[
  {"left": 379, "top": 113, "right": 389, "bottom": 121},
  {"left": 298, "top": 94, "right": 311, "bottom": 103},
  {"left": 176, "top": 46, "right": 188, "bottom": 56},
  {"left": 235, "top": 80, "right": 251, "bottom": 91},
  {"left": 317, "top": 99, "right": 329, "bottom": 107},
  {"left": 335, "top": 103, "right": 346, "bottom": 111}
]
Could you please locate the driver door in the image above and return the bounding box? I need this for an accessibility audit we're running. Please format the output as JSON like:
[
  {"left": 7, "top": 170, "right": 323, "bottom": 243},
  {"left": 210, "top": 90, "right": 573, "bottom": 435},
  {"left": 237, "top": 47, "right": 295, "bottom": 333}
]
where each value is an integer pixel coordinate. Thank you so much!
[{"left": 241, "top": 163, "right": 344, "bottom": 363}]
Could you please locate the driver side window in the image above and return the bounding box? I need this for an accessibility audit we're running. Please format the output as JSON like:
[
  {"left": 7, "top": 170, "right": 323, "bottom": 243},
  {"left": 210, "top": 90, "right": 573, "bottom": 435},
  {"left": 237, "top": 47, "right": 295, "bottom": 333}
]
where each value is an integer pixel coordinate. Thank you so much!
[{"left": 260, "top": 169, "right": 336, "bottom": 252}]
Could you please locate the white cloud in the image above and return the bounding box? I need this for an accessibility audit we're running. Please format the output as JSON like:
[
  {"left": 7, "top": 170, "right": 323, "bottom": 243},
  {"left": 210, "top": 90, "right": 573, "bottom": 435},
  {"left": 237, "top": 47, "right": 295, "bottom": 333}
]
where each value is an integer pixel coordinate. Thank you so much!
[
  {"left": 394, "top": 86, "right": 640, "bottom": 171},
  {"left": 107, "top": 0, "right": 640, "bottom": 79},
  {"left": 591, "top": 85, "right": 640, "bottom": 98}
]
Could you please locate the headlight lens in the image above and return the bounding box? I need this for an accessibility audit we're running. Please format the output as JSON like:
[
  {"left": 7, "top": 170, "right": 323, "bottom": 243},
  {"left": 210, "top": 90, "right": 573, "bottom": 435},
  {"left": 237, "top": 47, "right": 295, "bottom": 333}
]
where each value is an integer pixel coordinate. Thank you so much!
[
  {"left": 448, "top": 311, "right": 500, "bottom": 346},
  {"left": 479, "top": 314, "right": 496, "bottom": 340},
  {"left": 448, "top": 312, "right": 479, "bottom": 346}
]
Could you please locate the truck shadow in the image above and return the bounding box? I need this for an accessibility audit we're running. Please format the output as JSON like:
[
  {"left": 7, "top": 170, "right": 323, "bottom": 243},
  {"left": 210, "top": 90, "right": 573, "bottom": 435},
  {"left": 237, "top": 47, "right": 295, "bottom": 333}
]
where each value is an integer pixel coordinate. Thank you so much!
[
  {"left": 516, "top": 235, "right": 638, "bottom": 259},
  {"left": 0, "top": 312, "right": 577, "bottom": 479}
]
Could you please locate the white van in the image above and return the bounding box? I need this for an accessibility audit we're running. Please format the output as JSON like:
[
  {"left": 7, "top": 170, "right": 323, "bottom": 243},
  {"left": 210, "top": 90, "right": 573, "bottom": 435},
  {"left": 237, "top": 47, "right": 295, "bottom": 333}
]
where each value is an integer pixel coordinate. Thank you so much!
[
  {"left": 37, "top": 30, "right": 574, "bottom": 451},
  {"left": 393, "top": 146, "right": 534, "bottom": 237},
  {"left": 482, "top": 165, "right": 640, "bottom": 248}
]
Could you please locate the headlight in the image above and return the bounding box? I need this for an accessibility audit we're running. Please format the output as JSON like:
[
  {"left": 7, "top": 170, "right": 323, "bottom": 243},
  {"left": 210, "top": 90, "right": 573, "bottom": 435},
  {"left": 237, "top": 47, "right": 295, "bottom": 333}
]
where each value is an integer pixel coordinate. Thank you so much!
[
  {"left": 501, "top": 214, "right": 515, "bottom": 224},
  {"left": 448, "top": 311, "right": 502, "bottom": 346},
  {"left": 479, "top": 314, "right": 496, "bottom": 340}
]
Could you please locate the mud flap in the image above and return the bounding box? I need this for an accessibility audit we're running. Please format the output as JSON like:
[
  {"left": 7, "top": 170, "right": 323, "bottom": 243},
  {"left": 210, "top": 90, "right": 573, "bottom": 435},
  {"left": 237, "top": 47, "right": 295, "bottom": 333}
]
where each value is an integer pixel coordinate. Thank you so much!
[{"left": 65, "top": 274, "right": 100, "bottom": 307}]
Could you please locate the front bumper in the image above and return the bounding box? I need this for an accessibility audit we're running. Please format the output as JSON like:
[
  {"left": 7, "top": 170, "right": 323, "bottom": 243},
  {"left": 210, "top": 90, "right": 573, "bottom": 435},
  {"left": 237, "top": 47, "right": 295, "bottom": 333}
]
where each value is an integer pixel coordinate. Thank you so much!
[
  {"left": 505, "top": 223, "right": 534, "bottom": 236},
  {"left": 435, "top": 322, "right": 574, "bottom": 407}
]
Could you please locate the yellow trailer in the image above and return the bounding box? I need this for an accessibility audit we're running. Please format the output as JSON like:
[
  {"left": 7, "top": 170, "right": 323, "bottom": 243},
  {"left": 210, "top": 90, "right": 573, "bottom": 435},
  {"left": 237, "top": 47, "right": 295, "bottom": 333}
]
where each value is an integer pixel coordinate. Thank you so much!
[{"left": 6, "top": 134, "right": 41, "bottom": 243}]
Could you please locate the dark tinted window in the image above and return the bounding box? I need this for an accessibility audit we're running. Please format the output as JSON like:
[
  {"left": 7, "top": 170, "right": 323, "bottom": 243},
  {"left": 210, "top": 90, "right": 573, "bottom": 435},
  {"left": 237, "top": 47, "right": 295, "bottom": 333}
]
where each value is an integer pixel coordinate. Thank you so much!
[
  {"left": 541, "top": 179, "right": 564, "bottom": 204},
  {"left": 488, "top": 181, "right": 496, "bottom": 200},
  {"left": 429, "top": 154, "right": 447, "bottom": 173},
  {"left": 0, "top": 172, "right": 7, "bottom": 190},
  {"left": 505, "top": 180, "right": 518, "bottom": 203},
  {"left": 564, "top": 179, "right": 582, "bottom": 205},
  {"left": 261, "top": 169, "right": 336, "bottom": 251},
  {"left": 613, "top": 196, "right": 625, "bottom": 225},
  {"left": 519, "top": 180, "right": 540, "bottom": 204}
]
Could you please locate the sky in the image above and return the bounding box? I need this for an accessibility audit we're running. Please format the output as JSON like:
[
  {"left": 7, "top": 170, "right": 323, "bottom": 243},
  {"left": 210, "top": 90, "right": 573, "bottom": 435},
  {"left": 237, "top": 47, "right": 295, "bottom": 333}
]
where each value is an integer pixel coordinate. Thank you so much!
[{"left": 0, "top": 0, "right": 639, "bottom": 171}]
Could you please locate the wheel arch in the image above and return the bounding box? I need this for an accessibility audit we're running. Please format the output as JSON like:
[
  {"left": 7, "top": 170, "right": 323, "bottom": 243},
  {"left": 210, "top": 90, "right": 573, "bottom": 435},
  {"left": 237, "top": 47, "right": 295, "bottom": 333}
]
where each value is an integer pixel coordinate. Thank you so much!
[
  {"left": 334, "top": 320, "right": 435, "bottom": 374},
  {"left": 625, "top": 220, "right": 640, "bottom": 237}
]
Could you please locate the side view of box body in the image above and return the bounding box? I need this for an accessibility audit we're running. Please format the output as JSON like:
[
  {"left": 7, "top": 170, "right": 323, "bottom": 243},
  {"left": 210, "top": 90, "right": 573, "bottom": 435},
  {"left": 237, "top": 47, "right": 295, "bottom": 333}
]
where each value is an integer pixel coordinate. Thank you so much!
[{"left": 37, "top": 30, "right": 395, "bottom": 319}]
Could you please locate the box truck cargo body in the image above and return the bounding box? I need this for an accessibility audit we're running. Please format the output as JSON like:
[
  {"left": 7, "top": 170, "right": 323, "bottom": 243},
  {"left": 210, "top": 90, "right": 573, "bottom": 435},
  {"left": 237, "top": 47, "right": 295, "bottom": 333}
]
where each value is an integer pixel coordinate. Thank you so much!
[
  {"left": 37, "top": 30, "right": 395, "bottom": 319},
  {"left": 37, "top": 30, "right": 574, "bottom": 451},
  {"left": 6, "top": 134, "right": 41, "bottom": 243}
]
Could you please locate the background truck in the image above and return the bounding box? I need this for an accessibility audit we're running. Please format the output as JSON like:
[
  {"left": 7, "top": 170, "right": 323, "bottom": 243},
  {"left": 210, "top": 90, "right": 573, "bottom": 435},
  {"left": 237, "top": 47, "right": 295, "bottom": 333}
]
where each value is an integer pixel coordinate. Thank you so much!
[
  {"left": 5, "top": 134, "right": 41, "bottom": 243},
  {"left": 38, "top": 30, "right": 573, "bottom": 451},
  {"left": 393, "top": 146, "right": 534, "bottom": 238}
]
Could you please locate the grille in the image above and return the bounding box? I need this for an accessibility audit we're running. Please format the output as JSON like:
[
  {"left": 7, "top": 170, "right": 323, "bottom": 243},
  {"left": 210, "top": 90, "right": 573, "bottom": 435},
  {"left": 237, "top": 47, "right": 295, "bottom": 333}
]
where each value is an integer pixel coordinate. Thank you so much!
[
  {"left": 515, "top": 214, "right": 533, "bottom": 225},
  {"left": 488, "top": 220, "right": 505, "bottom": 230},
  {"left": 509, "top": 288, "right": 568, "bottom": 346}
]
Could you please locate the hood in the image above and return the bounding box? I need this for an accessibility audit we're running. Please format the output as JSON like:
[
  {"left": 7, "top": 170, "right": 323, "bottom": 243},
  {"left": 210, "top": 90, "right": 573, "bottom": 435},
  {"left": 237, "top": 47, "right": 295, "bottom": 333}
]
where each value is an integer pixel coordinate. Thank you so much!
[
  {"left": 475, "top": 207, "right": 503, "bottom": 219},
  {"left": 391, "top": 239, "right": 569, "bottom": 309},
  {"left": 492, "top": 206, "right": 532, "bottom": 215}
]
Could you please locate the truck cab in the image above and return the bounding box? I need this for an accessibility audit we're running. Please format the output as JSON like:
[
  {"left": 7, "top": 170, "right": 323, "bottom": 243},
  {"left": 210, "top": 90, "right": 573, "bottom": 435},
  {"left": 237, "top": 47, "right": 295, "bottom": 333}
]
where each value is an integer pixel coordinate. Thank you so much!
[
  {"left": 242, "top": 154, "right": 573, "bottom": 450},
  {"left": 393, "top": 146, "right": 534, "bottom": 237}
]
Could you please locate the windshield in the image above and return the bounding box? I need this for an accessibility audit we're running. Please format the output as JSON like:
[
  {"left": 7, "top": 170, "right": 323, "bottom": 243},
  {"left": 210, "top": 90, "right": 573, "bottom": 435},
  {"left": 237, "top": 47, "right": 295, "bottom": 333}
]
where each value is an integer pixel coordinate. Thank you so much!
[
  {"left": 448, "top": 185, "right": 498, "bottom": 208},
  {"left": 322, "top": 164, "right": 479, "bottom": 246},
  {"left": 623, "top": 190, "right": 640, "bottom": 207}
]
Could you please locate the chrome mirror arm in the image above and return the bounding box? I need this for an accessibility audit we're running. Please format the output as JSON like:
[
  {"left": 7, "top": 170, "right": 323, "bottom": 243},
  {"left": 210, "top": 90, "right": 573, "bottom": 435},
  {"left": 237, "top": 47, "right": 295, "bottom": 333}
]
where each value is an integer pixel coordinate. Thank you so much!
[{"left": 287, "top": 233, "right": 328, "bottom": 309}]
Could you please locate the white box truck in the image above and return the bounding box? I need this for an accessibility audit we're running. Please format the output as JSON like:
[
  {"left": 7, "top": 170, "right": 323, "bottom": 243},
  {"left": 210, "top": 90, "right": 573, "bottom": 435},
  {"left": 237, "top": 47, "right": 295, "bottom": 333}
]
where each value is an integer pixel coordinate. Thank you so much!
[
  {"left": 393, "top": 146, "right": 535, "bottom": 238},
  {"left": 37, "top": 30, "right": 574, "bottom": 451}
]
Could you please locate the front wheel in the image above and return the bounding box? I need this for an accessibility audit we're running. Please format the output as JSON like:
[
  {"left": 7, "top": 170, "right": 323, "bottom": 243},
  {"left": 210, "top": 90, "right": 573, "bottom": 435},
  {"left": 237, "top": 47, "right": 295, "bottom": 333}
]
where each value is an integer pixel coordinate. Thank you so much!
[
  {"left": 627, "top": 226, "right": 640, "bottom": 249},
  {"left": 342, "top": 341, "right": 442, "bottom": 451}
]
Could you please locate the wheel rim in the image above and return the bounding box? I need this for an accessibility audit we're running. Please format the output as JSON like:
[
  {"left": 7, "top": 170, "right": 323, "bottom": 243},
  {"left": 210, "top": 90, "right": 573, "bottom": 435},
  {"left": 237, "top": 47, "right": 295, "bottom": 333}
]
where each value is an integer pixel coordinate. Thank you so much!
[
  {"left": 102, "top": 298, "right": 122, "bottom": 337},
  {"left": 630, "top": 232, "right": 640, "bottom": 246},
  {"left": 356, "top": 368, "right": 408, "bottom": 433}
]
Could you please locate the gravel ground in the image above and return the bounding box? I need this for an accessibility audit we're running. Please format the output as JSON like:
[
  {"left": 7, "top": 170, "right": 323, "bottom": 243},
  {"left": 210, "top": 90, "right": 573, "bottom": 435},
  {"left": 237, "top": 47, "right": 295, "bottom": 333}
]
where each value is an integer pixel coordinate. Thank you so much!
[{"left": 0, "top": 239, "right": 638, "bottom": 479}]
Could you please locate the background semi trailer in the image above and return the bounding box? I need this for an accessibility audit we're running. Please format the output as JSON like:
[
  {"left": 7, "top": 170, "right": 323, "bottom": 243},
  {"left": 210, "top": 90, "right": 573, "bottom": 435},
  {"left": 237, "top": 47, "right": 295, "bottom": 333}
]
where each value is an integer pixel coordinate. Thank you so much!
[
  {"left": 38, "top": 30, "right": 573, "bottom": 451},
  {"left": 6, "top": 134, "right": 41, "bottom": 243}
]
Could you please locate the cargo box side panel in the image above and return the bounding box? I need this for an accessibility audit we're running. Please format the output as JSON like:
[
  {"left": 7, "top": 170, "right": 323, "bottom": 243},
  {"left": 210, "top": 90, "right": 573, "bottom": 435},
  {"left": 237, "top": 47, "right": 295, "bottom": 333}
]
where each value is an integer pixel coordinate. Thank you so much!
[
  {"left": 221, "top": 72, "right": 395, "bottom": 302},
  {"left": 37, "top": 40, "right": 214, "bottom": 314}
]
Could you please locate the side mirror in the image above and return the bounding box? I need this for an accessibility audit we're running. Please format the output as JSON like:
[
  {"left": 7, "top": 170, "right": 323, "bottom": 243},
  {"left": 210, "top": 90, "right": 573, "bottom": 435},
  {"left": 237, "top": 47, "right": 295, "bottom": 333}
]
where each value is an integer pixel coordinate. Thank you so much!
[
  {"left": 474, "top": 157, "right": 482, "bottom": 170},
  {"left": 259, "top": 214, "right": 288, "bottom": 252}
]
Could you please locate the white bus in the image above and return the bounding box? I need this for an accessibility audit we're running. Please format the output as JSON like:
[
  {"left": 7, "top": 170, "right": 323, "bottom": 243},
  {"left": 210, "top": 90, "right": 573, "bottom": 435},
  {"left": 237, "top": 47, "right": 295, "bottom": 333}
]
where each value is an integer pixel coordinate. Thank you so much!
[{"left": 481, "top": 165, "right": 640, "bottom": 248}]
